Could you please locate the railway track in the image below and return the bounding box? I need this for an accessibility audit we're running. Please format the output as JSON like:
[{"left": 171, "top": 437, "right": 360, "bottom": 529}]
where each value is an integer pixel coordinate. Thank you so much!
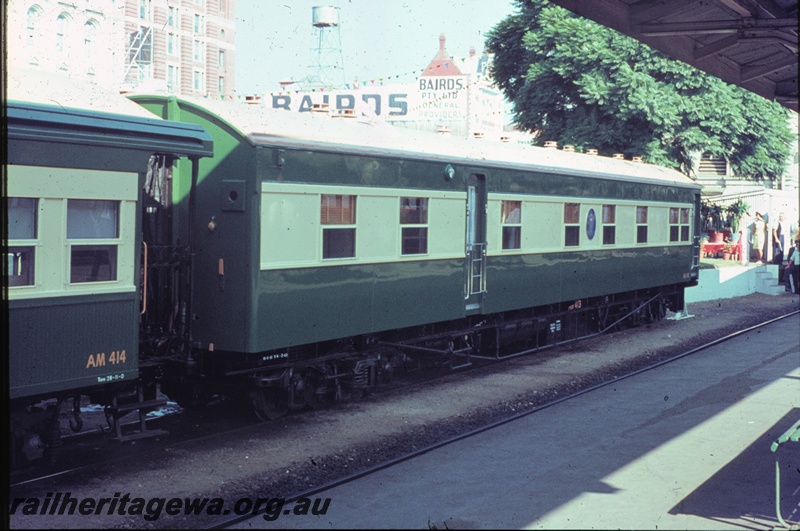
[
  {"left": 8, "top": 318, "right": 595, "bottom": 488},
  {"left": 206, "top": 309, "right": 800, "bottom": 529},
  {"left": 9, "top": 304, "right": 798, "bottom": 529},
  {"left": 9, "top": 352, "right": 496, "bottom": 490}
]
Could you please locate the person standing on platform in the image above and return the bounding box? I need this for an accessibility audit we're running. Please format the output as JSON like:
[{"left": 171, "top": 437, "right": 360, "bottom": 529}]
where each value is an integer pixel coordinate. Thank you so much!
[
  {"left": 784, "top": 239, "right": 800, "bottom": 294},
  {"left": 752, "top": 212, "right": 766, "bottom": 264},
  {"left": 772, "top": 212, "right": 787, "bottom": 266}
]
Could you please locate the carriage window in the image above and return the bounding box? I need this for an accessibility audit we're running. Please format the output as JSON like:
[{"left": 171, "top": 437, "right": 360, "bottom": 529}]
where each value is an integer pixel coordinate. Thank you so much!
[
  {"left": 501, "top": 201, "right": 521, "bottom": 250},
  {"left": 602, "top": 205, "right": 616, "bottom": 245},
  {"left": 564, "top": 203, "right": 580, "bottom": 247},
  {"left": 668, "top": 207, "right": 690, "bottom": 242},
  {"left": 321, "top": 194, "right": 356, "bottom": 259},
  {"left": 400, "top": 197, "right": 428, "bottom": 255},
  {"left": 681, "top": 208, "right": 690, "bottom": 241},
  {"left": 7, "top": 198, "right": 38, "bottom": 287},
  {"left": 67, "top": 199, "right": 119, "bottom": 282},
  {"left": 636, "top": 206, "right": 648, "bottom": 243}
]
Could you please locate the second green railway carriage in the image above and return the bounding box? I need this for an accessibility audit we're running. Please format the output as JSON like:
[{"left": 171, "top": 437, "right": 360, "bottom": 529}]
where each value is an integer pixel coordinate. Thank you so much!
[{"left": 131, "top": 95, "right": 700, "bottom": 414}]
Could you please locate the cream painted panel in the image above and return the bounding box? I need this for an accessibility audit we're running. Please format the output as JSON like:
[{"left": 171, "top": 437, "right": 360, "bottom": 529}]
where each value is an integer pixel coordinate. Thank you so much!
[
  {"left": 260, "top": 192, "right": 320, "bottom": 267},
  {"left": 7, "top": 165, "right": 138, "bottom": 200},
  {"left": 617, "top": 205, "right": 636, "bottom": 245},
  {"left": 650, "top": 206, "right": 669, "bottom": 244},
  {"left": 260, "top": 182, "right": 466, "bottom": 269},
  {"left": 358, "top": 196, "right": 398, "bottom": 260},
  {"left": 428, "top": 197, "right": 465, "bottom": 257},
  {"left": 525, "top": 201, "right": 562, "bottom": 251}
]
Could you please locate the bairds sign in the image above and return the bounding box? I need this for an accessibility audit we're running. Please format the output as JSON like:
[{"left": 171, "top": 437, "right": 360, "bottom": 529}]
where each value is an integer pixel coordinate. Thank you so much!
[{"left": 269, "top": 76, "right": 469, "bottom": 123}]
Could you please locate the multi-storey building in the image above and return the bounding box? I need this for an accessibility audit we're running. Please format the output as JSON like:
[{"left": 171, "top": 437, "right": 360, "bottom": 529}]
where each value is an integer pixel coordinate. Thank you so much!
[
  {"left": 7, "top": 0, "right": 122, "bottom": 88},
  {"left": 6, "top": 0, "right": 236, "bottom": 99}
]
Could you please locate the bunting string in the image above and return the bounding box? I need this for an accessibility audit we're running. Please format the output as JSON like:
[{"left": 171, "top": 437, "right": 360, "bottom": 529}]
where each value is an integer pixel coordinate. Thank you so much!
[{"left": 233, "top": 54, "right": 495, "bottom": 100}]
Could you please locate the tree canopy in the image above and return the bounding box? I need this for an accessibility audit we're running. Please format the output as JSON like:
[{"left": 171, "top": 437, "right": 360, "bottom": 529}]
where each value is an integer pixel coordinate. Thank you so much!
[{"left": 485, "top": 0, "right": 794, "bottom": 179}]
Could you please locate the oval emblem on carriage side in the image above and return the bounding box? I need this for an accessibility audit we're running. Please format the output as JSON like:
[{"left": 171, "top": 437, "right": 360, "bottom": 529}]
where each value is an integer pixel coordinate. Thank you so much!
[{"left": 586, "top": 208, "right": 597, "bottom": 240}]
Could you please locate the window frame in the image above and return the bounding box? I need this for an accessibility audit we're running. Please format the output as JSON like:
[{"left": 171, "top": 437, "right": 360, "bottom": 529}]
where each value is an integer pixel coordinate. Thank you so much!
[
  {"left": 399, "top": 197, "right": 429, "bottom": 256},
  {"left": 26, "top": 6, "right": 42, "bottom": 49},
  {"left": 669, "top": 207, "right": 691, "bottom": 242},
  {"left": 167, "top": 64, "right": 180, "bottom": 92},
  {"left": 139, "top": 0, "right": 151, "bottom": 20},
  {"left": 193, "top": 69, "right": 205, "bottom": 91},
  {"left": 602, "top": 204, "right": 616, "bottom": 245},
  {"left": 83, "top": 20, "right": 98, "bottom": 60},
  {"left": 66, "top": 199, "right": 121, "bottom": 284},
  {"left": 321, "top": 194, "right": 357, "bottom": 260},
  {"left": 501, "top": 200, "right": 522, "bottom": 250},
  {"left": 167, "top": 6, "right": 179, "bottom": 28},
  {"left": 193, "top": 39, "right": 204, "bottom": 62},
  {"left": 564, "top": 202, "right": 580, "bottom": 247},
  {"left": 636, "top": 206, "right": 648, "bottom": 244},
  {"left": 167, "top": 33, "right": 178, "bottom": 56},
  {"left": 7, "top": 197, "right": 39, "bottom": 288},
  {"left": 56, "top": 13, "right": 70, "bottom": 54}
]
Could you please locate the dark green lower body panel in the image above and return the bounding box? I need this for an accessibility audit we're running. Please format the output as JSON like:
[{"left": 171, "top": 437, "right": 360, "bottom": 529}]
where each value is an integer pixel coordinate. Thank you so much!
[
  {"left": 483, "top": 246, "right": 693, "bottom": 314},
  {"left": 9, "top": 293, "right": 139, "bottom": 400},
  {"left": 251, "top": 260, "right": 465, "bottom": 351},
  {"left": 242, "top": 245, "right": 692, "bottom": 353}
]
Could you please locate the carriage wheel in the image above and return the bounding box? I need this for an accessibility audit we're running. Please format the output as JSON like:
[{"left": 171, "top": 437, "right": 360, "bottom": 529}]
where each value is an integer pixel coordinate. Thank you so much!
[{"left": 250, "top": 389, "right": 288, "bottom": 421}]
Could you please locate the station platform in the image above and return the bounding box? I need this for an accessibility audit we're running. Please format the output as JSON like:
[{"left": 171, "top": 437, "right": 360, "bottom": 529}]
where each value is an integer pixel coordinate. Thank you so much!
[
  {"left": 236, "top": 314, "right": 800, "bottom": 530},
  {"left": 686, "top": 259, "right": 788, "bottom": 303}
]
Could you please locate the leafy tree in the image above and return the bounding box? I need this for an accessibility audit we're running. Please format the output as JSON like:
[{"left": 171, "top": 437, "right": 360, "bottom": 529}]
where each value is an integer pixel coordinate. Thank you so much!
[{"left": 485, "top": 0, "right": 794, "bottom": 179}]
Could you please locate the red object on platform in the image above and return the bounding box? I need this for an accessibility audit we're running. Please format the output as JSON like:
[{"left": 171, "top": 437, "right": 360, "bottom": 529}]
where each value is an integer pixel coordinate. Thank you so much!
[{"left": 703, "top": 238, "right": 742, "bottom": 259}]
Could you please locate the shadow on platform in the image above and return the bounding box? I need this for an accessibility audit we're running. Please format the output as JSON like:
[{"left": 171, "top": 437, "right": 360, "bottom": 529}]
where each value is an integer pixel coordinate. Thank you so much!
[{"left": 669, "top": 408, "right": 800, "bottom": 529}]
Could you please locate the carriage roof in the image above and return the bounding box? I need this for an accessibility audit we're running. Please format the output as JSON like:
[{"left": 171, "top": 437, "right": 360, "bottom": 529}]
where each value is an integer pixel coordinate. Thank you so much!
[
  {"left": 129, "top": 94, "right": 700, "bottom": 191},
  {"left": 7, "top": 69, "right": 213, "bottom": 158}
]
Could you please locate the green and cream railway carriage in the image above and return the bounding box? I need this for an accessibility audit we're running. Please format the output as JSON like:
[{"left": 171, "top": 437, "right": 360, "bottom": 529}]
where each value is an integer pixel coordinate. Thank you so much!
[
  {"left": 131, "top": 95, "right": 701, "bottom": 418},
  {"left": 6, "top": 71, "right": 212, "bottom": 461}
]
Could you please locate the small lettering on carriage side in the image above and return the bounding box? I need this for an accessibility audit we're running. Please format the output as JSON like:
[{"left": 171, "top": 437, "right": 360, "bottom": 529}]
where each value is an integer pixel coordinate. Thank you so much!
[
  {"left": 96, "top": 373, "right": 126, "bottom": 383},
  {"left": 86, "top": 350, "right": 127, "bottom": 368},
  {"left": 262, "top": 352, "right": 289, "bottom": 362}
]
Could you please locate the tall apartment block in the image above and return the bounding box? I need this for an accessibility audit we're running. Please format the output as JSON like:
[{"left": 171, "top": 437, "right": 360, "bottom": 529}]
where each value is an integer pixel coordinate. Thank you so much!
[{"left": 6, "top": 0, "right": 236, "bottom": 99}]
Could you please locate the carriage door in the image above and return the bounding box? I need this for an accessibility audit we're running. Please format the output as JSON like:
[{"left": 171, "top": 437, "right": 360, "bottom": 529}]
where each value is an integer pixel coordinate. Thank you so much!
[{"left": 465, "top": 173, "right": 487, "bottom": 311}]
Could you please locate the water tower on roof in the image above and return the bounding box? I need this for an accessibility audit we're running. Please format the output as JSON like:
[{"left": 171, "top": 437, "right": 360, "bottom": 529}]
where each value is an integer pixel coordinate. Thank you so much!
[{"left": 306, "top": 5, "right": 346, "bottom": 89}]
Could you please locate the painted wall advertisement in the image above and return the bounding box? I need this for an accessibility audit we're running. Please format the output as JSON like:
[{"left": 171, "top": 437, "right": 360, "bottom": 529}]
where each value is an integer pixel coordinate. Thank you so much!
[{"left": 268, "top": 76, "right": 469, "bottom": 123}]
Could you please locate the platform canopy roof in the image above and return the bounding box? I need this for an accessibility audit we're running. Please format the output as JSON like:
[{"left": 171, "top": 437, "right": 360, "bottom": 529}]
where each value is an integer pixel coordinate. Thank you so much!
[{"left": 547, "top": 0, "right": 798, "bottom": 113}]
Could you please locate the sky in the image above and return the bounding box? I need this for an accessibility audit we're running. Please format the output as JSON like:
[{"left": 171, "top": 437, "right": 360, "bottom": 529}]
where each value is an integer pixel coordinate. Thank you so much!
[{"left": 234, "top": 0, "right": 517, "bottom": 96}]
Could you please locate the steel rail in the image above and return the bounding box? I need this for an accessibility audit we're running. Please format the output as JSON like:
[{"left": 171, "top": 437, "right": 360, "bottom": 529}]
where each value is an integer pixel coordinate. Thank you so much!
[{"left": 207, "top": 309, "right": 800, "bottom": 529}]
